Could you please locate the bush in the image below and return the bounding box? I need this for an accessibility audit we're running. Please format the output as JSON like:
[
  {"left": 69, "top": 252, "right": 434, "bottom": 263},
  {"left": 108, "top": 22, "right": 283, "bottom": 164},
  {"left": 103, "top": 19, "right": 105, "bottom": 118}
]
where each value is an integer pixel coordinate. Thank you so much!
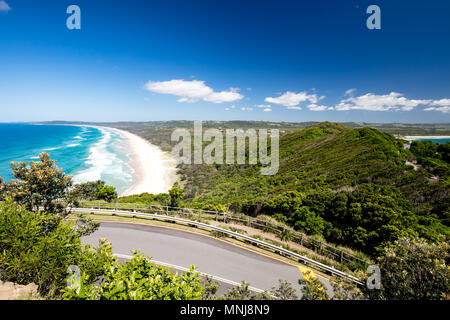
[
  {"left": 169, "top": 186, "right": 184, "bottom": 207},
  {"left": 369, "top": 238, "right": 450, "bottom": 300},
  {"left": 62, "top": 251, "right": 206, "bottom": 300},
  {"left": 0, "top": 199, "right": 109, "bottom": 297},
  {"left": 67, "top": 180, "right": 105, "bottom": 201},
  {"left": 96, "top": 184, "right": 118, "bottom": 202}
]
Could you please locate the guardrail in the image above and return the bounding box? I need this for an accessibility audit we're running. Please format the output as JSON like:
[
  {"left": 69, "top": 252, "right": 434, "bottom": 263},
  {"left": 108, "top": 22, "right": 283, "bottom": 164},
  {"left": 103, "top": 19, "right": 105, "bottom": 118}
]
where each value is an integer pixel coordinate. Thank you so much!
[
  {"left": 71, "top": 200, "right": 369, "bottom": 271},
  {"left": 71, "top": 206, "right": 364, "bottom": 286}
]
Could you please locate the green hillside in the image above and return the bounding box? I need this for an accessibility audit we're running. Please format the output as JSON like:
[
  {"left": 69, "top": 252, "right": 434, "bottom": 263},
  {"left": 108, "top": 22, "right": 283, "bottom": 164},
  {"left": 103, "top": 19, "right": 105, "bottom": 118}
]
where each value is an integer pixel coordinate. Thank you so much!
[{"left": 178, "top": 122, "right": 449, "bottom": 255}]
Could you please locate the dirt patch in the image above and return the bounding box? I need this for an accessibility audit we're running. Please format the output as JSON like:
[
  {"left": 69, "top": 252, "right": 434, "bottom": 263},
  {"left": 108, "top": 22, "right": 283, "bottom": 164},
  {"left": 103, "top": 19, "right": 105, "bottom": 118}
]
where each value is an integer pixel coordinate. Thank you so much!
[{"left": 0, "top": 281, "right": 39, "bottom": 300}]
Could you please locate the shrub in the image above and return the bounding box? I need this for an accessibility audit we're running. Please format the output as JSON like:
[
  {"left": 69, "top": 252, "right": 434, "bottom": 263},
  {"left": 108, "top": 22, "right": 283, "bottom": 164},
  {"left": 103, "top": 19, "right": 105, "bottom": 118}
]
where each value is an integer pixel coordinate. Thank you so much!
[
  {"left": 0, "top": 199, "right": 109, "bottom": 297},
  {"left": 62, "top": 251, "right": 205, "bottom": 300}
]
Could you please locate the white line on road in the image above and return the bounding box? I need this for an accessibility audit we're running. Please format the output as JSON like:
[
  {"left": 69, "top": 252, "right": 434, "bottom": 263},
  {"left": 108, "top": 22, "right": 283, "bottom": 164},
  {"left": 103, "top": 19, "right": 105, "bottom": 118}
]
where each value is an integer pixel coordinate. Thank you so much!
[{"left": 113, "top": 253, "right": 267, "bottom": 293}]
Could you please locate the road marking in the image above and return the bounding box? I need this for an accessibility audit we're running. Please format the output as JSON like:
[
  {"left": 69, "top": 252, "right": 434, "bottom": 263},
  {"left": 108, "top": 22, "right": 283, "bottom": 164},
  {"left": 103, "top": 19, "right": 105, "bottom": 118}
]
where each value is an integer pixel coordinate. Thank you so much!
[
  {"left": 298, "top": 265, "right": 317, "bottom": 280},
  {"left": 84, "top": 216, "right": 304, "bottom": 270},
  {"left": 74, "top": 215, "right": 329, "bottom": 281},
  {"left": 113, "top": 253, "right": 267, "bottom": 294}
]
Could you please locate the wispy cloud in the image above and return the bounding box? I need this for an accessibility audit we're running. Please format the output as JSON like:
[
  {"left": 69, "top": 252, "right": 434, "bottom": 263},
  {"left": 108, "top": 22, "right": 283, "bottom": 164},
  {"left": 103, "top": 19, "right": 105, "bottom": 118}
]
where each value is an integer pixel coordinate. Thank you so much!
[
  {"left": 144, "top": 79, "right": 243, "bottom": 104},
  {"left": 335, "top": 92, "right": 431, "bottom": 112},
  {"left": 255, "top": 104, "right": 272, "bottom": 112},
  {"left": 308, "top": 104, "right": 333, "bottom": 111},
  {"left": 0, "top": 0, "right": 11, "bottom": 12},
  {"left": 265, "top": 91, "right": 318, "bottom": 107},
  {"left": 345, "top": 88, "right": 356, "bottom": 96},
  {"left": 301, "top": 89, "right": 450, "bottom": 113},
  {"left": 424, "top": 99, "right": 450, "bottom": 113}
]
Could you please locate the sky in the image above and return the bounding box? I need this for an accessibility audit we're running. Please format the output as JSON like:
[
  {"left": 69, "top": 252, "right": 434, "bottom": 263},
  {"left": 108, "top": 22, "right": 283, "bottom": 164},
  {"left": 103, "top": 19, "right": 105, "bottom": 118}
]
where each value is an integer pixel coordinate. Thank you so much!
[{"left": 0, "top": 0, "right": 449, "bottom": 123}]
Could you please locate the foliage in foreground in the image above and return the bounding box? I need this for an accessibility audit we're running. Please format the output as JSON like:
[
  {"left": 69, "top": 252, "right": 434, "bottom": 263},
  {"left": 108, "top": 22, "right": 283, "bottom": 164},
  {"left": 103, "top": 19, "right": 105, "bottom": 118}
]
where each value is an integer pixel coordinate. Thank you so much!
[
  {"left": 0, "top": 199, "right": 109, "bottom": 297},
  {"left": 62, "top": 251, "right": 206, "bottom": 300},
  {"left": 370, "top": 238, "right": 450, "bottom": 300}
]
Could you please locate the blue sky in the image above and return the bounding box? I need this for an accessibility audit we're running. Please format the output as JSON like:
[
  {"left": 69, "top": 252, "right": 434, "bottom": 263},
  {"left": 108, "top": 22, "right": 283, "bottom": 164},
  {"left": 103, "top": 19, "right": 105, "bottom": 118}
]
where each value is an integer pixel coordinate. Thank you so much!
[{"left": 0, "top": 0, "right": 449, "bottom": 123}]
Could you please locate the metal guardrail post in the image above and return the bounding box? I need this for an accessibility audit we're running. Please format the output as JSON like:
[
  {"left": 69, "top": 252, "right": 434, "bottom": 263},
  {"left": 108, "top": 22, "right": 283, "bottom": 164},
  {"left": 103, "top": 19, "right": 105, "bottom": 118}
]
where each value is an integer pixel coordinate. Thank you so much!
[
  {"left": 70, "top": 207, "right": 363, "bottom": 285},
  {"left": 72, "top": 200, "right": 367, "bottom": 269}
]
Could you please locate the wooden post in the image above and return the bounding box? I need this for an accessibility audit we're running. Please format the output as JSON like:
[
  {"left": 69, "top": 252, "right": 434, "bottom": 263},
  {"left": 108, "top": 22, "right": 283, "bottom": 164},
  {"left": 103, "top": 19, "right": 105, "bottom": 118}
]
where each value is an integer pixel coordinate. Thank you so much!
[
  {"left": 133, "top": 203, "right": 135, "bottom": 212},
  {"left": 215, "top": 212, "right": 218, "bottom": 222},
  {"left": 97, "top": 202, "right": 100, "bottom": 210}
]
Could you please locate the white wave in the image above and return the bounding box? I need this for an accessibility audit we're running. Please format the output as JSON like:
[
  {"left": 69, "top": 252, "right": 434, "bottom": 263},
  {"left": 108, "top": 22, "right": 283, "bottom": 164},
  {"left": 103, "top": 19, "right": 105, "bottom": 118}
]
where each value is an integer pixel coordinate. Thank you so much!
[
  {"left": 73, "top": 128, "right": 133, "bottom": 191},
  {"left": 44, "top": 146, "right": 59, "bottom": 151}
]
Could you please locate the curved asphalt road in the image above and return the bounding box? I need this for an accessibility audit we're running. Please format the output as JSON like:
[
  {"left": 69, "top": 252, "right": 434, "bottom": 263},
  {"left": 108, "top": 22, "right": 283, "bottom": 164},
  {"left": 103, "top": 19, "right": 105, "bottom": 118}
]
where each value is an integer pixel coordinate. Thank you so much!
[{"left": 82, "top": 221, "right": 333, "bottom": 296}]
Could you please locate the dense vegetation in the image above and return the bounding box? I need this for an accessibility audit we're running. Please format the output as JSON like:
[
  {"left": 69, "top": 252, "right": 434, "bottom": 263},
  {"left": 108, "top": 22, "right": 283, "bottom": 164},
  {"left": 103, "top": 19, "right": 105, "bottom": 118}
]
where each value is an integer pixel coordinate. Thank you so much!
[
  {"left": 75, "top": 121, "right": 448, "bottom": 257},
  {"left": 0, "top": 148, "right": 449, "bottom": 300},
  {"left": 158, "top": 123, "right": 447, "bottom": 255},
  {"left": 67, "top": 180, "right": 118, "bottom": 203}
]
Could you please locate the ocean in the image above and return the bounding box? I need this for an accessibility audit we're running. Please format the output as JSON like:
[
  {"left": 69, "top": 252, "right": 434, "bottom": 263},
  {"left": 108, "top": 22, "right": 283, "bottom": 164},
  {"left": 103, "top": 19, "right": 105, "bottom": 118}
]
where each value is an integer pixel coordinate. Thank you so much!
[
  {"left": 0, "top": 123, "right": 134, "bottom": 194},
  {"left": 414, "top": 138, "right": 450, "bottom": 144}
]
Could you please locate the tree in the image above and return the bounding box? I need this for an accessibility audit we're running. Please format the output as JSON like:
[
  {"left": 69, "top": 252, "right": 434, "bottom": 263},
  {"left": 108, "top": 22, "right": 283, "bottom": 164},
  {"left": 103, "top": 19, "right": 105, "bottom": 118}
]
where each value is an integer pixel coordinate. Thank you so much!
[
  {"left": 369, "top": 238, "right": 450, "bottom": 300},
  {"left": 7, "top": 152, "right": 72, "bottom": 213},
  {"left": 95, "top": 184, "right": 117, "bottom": 202},
  {"left": 0, "top": 199, "right": 107, "bottom": 297},
  {"left": 62, "top": 251, "right": 206, "bottom": 300},
  {"left": 67, "top": 180, "right": 105, "bottom": 202},
  {"left": 437, "top": 142, "right": 450, "bottom": 163},
  {"left": 169, "top": 186, "right": 184, "bottom": 207},
  {"left": 270, "top": 279, "right": 298, "bottom": 300},
  {"left": 292, "top": 206, "right": 326, "bottom": 236}
]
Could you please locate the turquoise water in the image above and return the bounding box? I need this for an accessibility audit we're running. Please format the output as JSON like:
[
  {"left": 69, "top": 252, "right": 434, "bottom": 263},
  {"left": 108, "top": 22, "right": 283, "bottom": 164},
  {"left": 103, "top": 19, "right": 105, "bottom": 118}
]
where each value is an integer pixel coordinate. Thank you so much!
[
  {"left": 414, "top": 138, "right": 450, "bottom": 144},
  {"left": 0, "top": 124, "right": 133, "bottom": 194}
]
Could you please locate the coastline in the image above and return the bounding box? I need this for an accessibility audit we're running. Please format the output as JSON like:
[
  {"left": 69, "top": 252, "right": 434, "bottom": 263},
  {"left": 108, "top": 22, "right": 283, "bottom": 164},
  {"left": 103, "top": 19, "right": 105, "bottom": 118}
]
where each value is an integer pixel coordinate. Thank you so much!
[
  {"left": 67, "top": 124, "right": 178, "bottom": 196},
  {"left": 403, "top": 136, "right": 450, "bottom": 140},
  {"left": 111, "top": 128, "right": 178, "bottom": 196}
]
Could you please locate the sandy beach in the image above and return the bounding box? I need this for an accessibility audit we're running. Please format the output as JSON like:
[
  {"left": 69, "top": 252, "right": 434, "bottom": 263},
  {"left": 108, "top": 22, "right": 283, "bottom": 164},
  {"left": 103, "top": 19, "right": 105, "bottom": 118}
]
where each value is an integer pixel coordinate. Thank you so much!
[
  {"left": 403, "top": 136, "right": 450, "bottom": 140},
  {"left": 110, "top": 128, "right": 178, "bottom": 196}
]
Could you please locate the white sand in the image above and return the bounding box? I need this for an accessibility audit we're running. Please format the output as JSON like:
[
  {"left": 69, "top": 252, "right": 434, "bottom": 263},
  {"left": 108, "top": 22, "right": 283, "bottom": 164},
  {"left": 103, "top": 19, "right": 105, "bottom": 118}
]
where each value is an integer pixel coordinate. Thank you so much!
[
  {"left": 107, "top": 128, "right": 178, "bottom": 196},
  {"left": 403, "top": 136, "right": 450, "bottom": 140}
]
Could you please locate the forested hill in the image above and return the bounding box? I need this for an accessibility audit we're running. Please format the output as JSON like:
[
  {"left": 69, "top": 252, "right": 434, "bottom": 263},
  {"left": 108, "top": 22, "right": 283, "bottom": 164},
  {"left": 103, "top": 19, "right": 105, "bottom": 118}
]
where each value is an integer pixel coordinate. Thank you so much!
[{"left": 178, "top": 122, "right": 449, "bottom": 255}]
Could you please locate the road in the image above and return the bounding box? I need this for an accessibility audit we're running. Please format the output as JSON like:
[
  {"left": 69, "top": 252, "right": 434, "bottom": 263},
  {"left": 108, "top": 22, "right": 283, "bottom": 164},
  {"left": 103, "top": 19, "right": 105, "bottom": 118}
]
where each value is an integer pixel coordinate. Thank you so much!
[{"left": 82, "top": 221, "right": 333, "bottom": 297}]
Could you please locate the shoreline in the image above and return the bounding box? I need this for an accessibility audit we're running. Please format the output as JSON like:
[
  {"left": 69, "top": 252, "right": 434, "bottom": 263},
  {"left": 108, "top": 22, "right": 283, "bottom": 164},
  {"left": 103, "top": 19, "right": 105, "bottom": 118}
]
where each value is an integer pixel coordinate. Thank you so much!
[
  {"left": 66, "top": 124, "right": 178, "bottom": 197},
  {"left": 402, "top": 135, "right": 450, "bottom": 140},
  {"left": 111, "top": 127, "right": 178, "bottom": 196}
]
